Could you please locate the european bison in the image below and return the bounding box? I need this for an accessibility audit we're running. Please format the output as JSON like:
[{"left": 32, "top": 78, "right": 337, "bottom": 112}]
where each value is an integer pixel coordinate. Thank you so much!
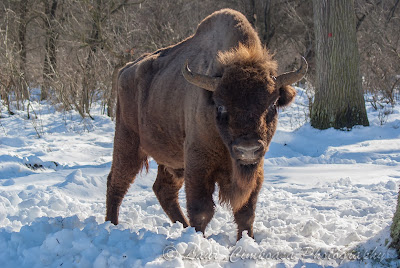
[{"left": 106, "top": 8, "right": 307, "bottom": 240}]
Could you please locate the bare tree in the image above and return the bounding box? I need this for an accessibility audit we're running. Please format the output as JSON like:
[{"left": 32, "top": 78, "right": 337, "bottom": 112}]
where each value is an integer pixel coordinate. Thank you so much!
[
  {"left": 17, "top": 0, "right": 28, "bottom": 99},
  {"left": 0, "top": 7, "right": 16, "bottom": 114},
  {"left": 41, "top": 0, "right": 59, "bottom": 100},
  {"left": 356, "top": 0, "right": 400, "bottom": 106},
  {"left": 0, "top": 0, "right": 35, "bottom": 112}
]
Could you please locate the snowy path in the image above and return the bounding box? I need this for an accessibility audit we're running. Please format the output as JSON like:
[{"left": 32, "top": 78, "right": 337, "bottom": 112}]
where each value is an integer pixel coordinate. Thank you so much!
[{"left": 1, "top": 88, "right": 400, "bottom": 267}]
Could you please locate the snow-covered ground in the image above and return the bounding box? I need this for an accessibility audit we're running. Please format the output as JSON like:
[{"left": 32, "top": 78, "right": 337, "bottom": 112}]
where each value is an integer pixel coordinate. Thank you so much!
[{"left": 1, "top": 88, "right": 400, "bottom": 267}]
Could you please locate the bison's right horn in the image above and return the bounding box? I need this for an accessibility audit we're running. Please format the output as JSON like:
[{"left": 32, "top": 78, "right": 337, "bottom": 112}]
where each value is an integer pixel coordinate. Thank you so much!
[
  {"left": 182, "top": 60, "right": 220, "bottom": 92},
  {"left": 275, "top": 56, "right": 308, "bottom": 88}
]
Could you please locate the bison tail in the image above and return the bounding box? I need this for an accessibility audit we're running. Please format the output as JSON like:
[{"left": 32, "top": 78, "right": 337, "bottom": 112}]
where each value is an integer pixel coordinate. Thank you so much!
[{"left": 140, "top": 157, "right": 149, "bottom": 174}]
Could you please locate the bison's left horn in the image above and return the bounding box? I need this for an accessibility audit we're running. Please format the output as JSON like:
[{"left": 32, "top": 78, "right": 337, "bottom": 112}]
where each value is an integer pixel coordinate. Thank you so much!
[
  {"left": 275, "top": 57, "right": 308, "bottom": 88},
  {"left": 182, "top": 60, "right": 220, "bottom": 92}
]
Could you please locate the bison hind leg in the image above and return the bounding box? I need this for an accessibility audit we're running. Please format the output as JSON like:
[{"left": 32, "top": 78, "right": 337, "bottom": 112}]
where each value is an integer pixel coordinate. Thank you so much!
[
  {"left": 105, "top": 127, "right": 147, "bottom": 225},
  {"left": 153, "top": 165, "right": 189, "bottom": 227}
]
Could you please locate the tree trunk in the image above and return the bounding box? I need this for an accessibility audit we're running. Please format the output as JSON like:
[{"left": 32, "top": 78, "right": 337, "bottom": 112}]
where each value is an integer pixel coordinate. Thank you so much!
[
  {"left": 42, "top": 0, "right": 59, "bottom": 100},
  {"left": 17, "top": 0, "right": 29, "bottom": 107},
  {"left": 311, "top": 0, "right": 369, "bottom": 130},
  {"left": 81, "top": 0, "right": 102, "bottom": 118},
  {"left": 262, "top": 0, "right": 274, "bottom": 46},
  {"left": 244, "top": 0, "right": 257, "bottom": 28},
  {"left": 391, "top": 188, "right": 400, "bottom": 255},
  {"left": 107, "top": 65, "right": 120, "bottom": 118},
  {"left": 82, "top": 49, "right": 96, "bottom": 116}
]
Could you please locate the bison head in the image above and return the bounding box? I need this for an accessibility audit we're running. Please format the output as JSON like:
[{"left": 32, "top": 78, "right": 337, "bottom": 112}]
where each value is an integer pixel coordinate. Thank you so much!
[{"left": 183, "top": 44, "right": 307, "bottom": 209}]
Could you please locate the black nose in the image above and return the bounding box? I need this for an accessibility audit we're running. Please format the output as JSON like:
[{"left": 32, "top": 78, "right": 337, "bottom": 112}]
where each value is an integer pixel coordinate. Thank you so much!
[{"left": 232, "top": 142, "right": 264, "bottom": 162}]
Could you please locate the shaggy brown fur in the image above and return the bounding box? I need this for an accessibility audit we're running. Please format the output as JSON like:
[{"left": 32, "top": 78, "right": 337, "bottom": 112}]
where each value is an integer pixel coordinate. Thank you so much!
[
  {"left": 218, "top": 43, "right": 277, "bottom": 75},
  {"left": 105, "top": 8, "right": 302, "bottom": 240}
]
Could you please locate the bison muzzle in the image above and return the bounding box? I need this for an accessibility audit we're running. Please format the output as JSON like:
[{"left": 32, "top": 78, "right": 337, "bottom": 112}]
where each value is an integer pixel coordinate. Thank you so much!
[{"left": 105, "top": 8, "right": 307, "bottom": 240}]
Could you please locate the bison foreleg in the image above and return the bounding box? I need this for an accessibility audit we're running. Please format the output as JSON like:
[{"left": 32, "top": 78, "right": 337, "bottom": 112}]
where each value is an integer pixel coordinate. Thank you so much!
[
  {"left": 153, "top": 165, "right": 189, "bottom": 227},
  {"left": 185, "top": 174, "right": 216, "bottom": 235},
  {"left": 233, "top": 176, "right": 263, "bottom": 240}
]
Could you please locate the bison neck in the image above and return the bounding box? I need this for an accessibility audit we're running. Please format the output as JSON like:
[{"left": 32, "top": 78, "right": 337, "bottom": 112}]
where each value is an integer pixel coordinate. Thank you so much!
[{"left": 219, "top": 161, "right": 263, "bottom": 212}]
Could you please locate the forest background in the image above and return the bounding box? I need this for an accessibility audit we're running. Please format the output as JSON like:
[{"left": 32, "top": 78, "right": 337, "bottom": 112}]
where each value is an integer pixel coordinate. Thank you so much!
[{"left": 0, "top": 0, "right": 399, "bottom": 121}]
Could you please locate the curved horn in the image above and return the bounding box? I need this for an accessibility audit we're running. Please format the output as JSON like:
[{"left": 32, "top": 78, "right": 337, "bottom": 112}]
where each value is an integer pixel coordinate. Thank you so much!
[
  {"left": 182, "top": 60, "right": 220, "bottom": 92},
  {"left": 275, "top": 56, "right": 308, "bottom": 88}
]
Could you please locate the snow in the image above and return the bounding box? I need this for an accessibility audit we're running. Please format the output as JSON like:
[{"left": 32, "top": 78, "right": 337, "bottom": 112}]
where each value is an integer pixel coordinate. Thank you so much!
[{"left": 1, "top": 87, "right": 400, "bottom": 267}]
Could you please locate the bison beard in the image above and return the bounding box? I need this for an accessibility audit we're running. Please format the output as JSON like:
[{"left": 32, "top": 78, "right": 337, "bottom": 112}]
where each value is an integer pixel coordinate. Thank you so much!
[{"left": 220, "top": 160, "right": 263, "bottom": 213}]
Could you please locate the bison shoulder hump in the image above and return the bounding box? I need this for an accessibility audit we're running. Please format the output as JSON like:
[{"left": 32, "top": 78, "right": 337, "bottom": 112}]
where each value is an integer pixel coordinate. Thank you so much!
[{"left": 195, "top": 9, "right": 250, "bottom": 35}]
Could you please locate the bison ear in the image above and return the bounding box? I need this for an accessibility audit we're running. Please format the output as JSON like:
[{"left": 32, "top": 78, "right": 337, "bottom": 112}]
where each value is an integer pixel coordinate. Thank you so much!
[{"left": 277, "top": 85, "right": 296, "bottom": 107}]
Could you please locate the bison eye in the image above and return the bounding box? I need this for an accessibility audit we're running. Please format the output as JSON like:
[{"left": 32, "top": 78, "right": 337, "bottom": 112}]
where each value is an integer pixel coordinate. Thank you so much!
[
  {"left": 266, "top": 102, "right": 278, "bottom": 120},
  {"left": 269, "top": 101, "right": 278, "bottom": 112},
  {"left": 217, "top": 105, "right": 227, "bottom": 114},
  {"left": 216, "top": 105, "right": 228, "bottom": 122}
]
